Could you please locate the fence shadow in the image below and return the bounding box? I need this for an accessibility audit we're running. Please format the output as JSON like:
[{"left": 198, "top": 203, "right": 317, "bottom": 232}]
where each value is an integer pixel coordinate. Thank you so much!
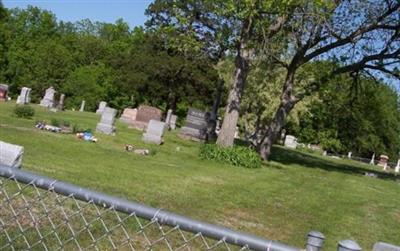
[{"left": 269, "top": 146, "right": 399, "bottom": 181}]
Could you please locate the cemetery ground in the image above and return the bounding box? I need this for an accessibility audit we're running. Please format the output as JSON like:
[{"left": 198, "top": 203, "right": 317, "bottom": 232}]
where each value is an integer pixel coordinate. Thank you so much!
[{"left": 0, "top": 101, "right": 399, "bottom": 250}]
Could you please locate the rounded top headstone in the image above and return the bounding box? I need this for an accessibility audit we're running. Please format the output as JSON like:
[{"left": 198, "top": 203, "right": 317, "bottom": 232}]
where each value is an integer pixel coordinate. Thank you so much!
[
  {"left": 338, "top": 240, "right": 362, "bottom": 251},
  {"left": 308, "top": 231, "right": 325, "bottom": 239}
]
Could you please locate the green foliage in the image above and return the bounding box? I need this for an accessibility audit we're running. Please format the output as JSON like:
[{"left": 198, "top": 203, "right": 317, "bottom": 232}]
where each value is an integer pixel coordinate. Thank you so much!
[
  {"left": 199, "top": 144, "right": 261, "bottom": 168},
  {"left": 13, "top": 105, "right": 35, "bottom": 119}
]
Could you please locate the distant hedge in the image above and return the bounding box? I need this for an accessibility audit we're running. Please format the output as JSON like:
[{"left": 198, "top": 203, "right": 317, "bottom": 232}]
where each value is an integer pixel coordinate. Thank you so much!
[{"left": 199, "top": 144, "right": 261, "bottom": 168}]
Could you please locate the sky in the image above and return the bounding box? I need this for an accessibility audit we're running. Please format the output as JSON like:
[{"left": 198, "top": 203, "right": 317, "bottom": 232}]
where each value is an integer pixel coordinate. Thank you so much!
[{"left": 3, "top": 0, "right": 153, "bottom": 28}]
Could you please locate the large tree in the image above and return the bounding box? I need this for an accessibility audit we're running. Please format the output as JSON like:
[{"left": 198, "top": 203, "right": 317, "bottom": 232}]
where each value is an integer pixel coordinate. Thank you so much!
[
  {"left": 146, "top": 0, "right": 296, "bottom": 146},
  {"left": 258, "top": 0, "right": 400, "bottom": 160}
]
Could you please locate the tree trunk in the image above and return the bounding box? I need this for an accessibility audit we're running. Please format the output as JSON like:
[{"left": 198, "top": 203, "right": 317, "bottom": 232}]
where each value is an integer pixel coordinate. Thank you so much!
[
  {"left": 258, "top": 72, "right": 297, "bottom": 160},
  {"left": 216, "top": 46, "right": 252, "bottom": 147}
]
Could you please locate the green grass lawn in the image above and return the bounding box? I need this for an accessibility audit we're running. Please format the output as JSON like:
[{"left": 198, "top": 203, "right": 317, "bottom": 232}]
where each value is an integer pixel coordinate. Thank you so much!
[{"left": 0, "top": 101, "right": 399, "bottom": 250}]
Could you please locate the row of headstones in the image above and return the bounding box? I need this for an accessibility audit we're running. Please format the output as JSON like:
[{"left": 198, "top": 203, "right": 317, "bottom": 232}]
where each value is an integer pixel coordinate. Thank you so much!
[
  {"left": 95, "top": 105, "right": 215, "bottom": 145},
  {"left": 14, "top": 86, "right": 87, "bottom": 112}
]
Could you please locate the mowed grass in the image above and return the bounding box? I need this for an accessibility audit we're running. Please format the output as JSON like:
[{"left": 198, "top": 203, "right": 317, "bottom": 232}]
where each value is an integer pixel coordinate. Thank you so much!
[{"left": 0, "top": 101, "right": 399, "bottom": 250}]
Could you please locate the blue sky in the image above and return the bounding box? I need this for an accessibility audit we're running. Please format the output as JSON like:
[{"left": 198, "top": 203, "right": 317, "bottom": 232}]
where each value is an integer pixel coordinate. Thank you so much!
[{"left": 3, "top": 0, "right": 153, "bottom": 28}]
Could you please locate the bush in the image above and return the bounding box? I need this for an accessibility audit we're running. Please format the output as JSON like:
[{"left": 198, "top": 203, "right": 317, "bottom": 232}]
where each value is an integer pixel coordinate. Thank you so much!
[
  {"left": 14, "top": 105, "right": 35, "bottom": 119},
  {"left": 51, "top": 118, "right": 60, "bottom": 127},
  {"left": 199, "top": 144, "right": 261, "bottom": 168}
]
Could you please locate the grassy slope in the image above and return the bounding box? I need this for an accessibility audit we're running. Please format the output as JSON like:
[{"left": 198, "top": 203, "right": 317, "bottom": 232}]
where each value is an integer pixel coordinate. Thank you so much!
[{"left": 0, "top": 101, "right": 399, "bottom": 250}]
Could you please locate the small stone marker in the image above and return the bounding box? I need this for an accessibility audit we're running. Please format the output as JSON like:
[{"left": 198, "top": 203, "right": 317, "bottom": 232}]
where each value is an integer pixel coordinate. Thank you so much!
[
  {"left": 79, "top": 100, "right": 85, "bottom": 112},
  {"left": 96, "top": 101, "right": 107, "bottom": 114},
  {"left": 306, "top": 231, "right": 325, "bottom": 251},
  {"left": 370, "top": 153, "right": 375, "bottom": 165},
  {"left": 120, "top": 108, "right": 138, "bottom": 124},
  {"left": 40, "top": 87, "right": 56, "bottom": 108},
  {"left": 130, "top": 105, "right": 162, "bottom": 130},
  {"left": 373, "top": 242, "right": 400, "bottom": 251},
  {"left": 169, "top": 115, "right": 177, "bottom": 130},
  {"left": 234, "top": 126, "right": 240, "bottom": 139},
  {"left": 348, "top": 152, "right": 352, "bottom": 159},
  {"left": 179, "top": 108, "right": 210, "bottom": 141},
  {"left": 96, "top": 107, "right": 117, "bottom": 135},
  {"left": 165, "top": 109, "right": 173, "bottom": 128},
  {"left": 0, "top": 84, "right": 9, "bottom": 101},
  {"left": 0, "top": 141, "right": 24, "bottom": 168},
  {"left": 337, "top": 240, "right": 362, "bottom": 251},
  {"left": 57, "top": 94, "right": 65, "bottom": 110},
  {"left": 284, "top": 135, "right": 298, "bottom": 149},
  {"left": 395, "top": 159, "right": 400, "bottom": 174},
  {"left": 142, "top": 119, "right": 166, "bottom": 145},
  {"left": 16, "top": 87, "right": 32, "bottom": 105}
]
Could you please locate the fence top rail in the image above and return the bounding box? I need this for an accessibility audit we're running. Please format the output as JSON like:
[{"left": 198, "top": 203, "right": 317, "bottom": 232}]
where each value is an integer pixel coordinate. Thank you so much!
[{"left": 0, "top": 164, "right": 299, "bottom": 251}]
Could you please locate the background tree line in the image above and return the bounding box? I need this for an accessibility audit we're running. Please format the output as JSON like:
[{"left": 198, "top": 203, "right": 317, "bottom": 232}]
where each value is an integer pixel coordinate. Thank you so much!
[{"left": 0, "top": 2, "right": 399, "bottom": 160}]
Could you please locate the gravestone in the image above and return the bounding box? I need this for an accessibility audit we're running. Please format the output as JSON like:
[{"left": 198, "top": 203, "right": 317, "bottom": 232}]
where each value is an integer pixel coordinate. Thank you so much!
[
  {"left": 373, "top": 242, "right": 400, "bottom": 251},
  {"left": 79, "top": 100, "right": 85, "bottom": 112},
  {"left": 16, "top": 87, "right": 32, "bottom": 105},
  {"left": 179, "top": 108, "right": 210, "bottom": 141},
  {"left": 96, "top": 107, "right": 117, "bottom": 135},
  {"left": 284, "top": 135, "right": 298, "bottom": 149},
  {"left": 348, "top": 152, "right": 352, "bottom": 159},
  {"left": 165, "top": 109, "right": 172, "bottom": 125},
  {"left": 169, "top": 115, "right": 177, "bottom": 130},
  {"left": 0, "top": 141, "right": 24, "bottom": 168},
  {"left": 142, "top": 119, "right": 166, "bottom": 145},
  {"left": 120, "top": 108, "right": 138, "bottom": 124},
  {"left": 0, "top": 84, "right": 9, "bottom": 101},
  {"left": 57, "top": 94, "right": 65, "bottom": 110},
  {"left": 96, "top": 101, "right": 107, "bottom": 114},
  {"left": 395, "top": 159, "right": 400, "bottom": 174},
  {"left": 40, "top": 87, "right": 56, "bottom": 108},
  {"left": 130, "top": 105, "right": 162, "bottom": 130},
  {"left": 370, "top": 153, "right": 376, "bottom": 165}
]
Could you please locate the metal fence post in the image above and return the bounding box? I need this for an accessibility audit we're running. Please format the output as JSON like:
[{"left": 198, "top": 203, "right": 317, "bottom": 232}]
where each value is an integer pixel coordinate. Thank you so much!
[
  {"left": 306, "top": 231, "right": 325, "bottom": 251},
  {"left": 337, "top": 240, "right": 362, "bottom": 251}
]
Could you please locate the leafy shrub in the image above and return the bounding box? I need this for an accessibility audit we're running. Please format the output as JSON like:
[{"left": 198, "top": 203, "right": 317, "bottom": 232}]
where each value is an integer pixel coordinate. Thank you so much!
[
  {"left": 14, "top": 105, "right": 35, "bottom": 119},
  {"left": 51, "top": 118, "right": 60, "bottom": 127},
  {"left": 199, "top": 144, "right": 261, "bottom": 168},
  {"left": 72, "top": 124, "right": 91, "bottom": 133}
]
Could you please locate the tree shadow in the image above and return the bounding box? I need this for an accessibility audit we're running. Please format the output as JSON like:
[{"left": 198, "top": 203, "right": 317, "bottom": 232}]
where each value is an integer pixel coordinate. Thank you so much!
[{"left": 269, "top": 146, "right": 399, "bottom": 182}]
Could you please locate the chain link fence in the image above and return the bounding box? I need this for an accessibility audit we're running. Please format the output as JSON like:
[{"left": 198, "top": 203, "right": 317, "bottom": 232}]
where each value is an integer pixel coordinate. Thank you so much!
[{"left": 0, "top": 165, "right": 299, "bottom": 251}]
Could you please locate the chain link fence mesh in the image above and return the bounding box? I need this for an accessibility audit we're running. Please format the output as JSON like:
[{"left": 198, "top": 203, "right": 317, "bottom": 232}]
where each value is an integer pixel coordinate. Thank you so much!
[{"left": 0, "top": 170, "right": 283, "bottom": 251}]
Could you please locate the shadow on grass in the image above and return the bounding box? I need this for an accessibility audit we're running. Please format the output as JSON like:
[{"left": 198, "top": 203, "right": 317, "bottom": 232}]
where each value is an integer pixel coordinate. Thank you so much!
[{"left": 269, "top": 146, "right": 399, "bottom": 181}]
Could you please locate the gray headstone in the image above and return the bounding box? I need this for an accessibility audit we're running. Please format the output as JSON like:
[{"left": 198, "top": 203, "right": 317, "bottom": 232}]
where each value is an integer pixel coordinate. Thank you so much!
[
  {"left": 0, "top": 141, "right": 24, "bottom": 168},
  {"left": 39, "top": 87, "right": 56, "bottom": 108},
  {"left": 16, "top": 87, "right": 32, "bottom": 105},
  {"left": 57, "top": 94, "right": 65, "bottom": 110},
  {"left": 96, "top": 101, "right": 107, "bottom": 114},
  {"left": 96, "top": 107, "right": 117, "bottom": 135},
  {"left": 284, "top": 135, "right": 297, "bottom": 149},
  {"left": 142, "top": 120, "right": 166, "bottom": 145},
  {"left": 179, "top": 108, "right": 209, "bottom": 141},
  {"left": 373, "top": 242, "right": 400, "bottom": 251},
  {"left": 337, "top": 240, "right": 362, "bottom": 251},
  {"left": 166, "top": 109, "right": 173, "bottom": 124},
  {"left": 170, "top": 115, "right": 177, "bottom": 130},
  {"left": 79, "top": 100, "right": 85, "bottom": 112}
]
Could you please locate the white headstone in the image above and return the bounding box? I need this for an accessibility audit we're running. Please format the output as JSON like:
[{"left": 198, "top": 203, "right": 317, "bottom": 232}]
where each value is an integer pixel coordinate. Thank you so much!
[
  {"left": 284, "top": 135, "right": 297, "bottom": 149},
  {"left": 96, "top": 101, "right": 107, "bottom": 114},
  {"left": 348, "top": 152, "right": 352, "bottom": 159},
  {"left": 79, "top": 100, "right": 85, "bottom": 112},
  {"left": 96, "top": 107, "right": 117, "bottom": 135},
  {"left": 16, "top": 87, "right": 32, "bottom": 105},
  {"left": 395, "top": 159, "right": 400, "bottom": 174},
  {"left": 0, "top": 141, "right": 24, "bottom": 168},
  {"left": 57, "top": 94, "right": 65, "bottom": 110},
  {"left": 166, "top": 109, "right": 172, "bottom": 124},
  {"left": 142, "top": 119, "right": 166, "bottom": 145},
  {"left": 370, "top": 153, "right": 375, "bottom": 165},
  {"left": 39, "top": 87, "right": 56, "bottom": 108},
  {"left": 234, "top": 126, "right": 240, "bottom": 139}
]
